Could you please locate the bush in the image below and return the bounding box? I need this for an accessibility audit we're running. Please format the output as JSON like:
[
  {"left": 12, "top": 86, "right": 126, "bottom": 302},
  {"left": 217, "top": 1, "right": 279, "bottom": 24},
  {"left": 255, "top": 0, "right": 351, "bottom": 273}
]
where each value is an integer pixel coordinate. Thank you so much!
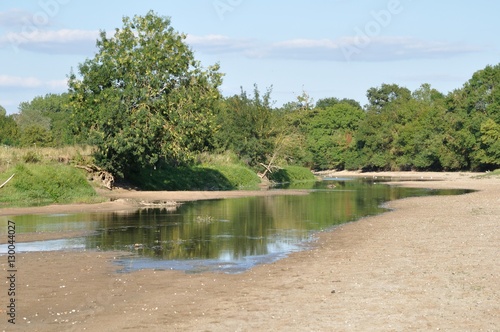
[{"left": 22, "top": 150, "right": 41, "bottom": 163}]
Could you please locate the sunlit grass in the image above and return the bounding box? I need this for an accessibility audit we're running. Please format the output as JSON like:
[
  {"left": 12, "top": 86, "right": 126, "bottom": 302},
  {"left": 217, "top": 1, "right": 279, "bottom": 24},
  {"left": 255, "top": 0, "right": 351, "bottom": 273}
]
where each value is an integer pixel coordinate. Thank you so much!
[
  {"left": 481, "top": 169, "right": 500, "bottom": 178},
  {"left": 0, "top": 163, "right": 103, "bottom": 208},
  {"left": 0, "top": 145, "right": 94, "bottom": 172}
]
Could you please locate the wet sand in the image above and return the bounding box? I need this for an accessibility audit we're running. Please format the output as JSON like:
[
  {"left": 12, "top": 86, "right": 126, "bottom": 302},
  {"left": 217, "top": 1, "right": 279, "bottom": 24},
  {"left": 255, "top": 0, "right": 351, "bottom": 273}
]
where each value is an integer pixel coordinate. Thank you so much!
[{"left": 0, "top": 172, "right": 499, "bottom": 331}]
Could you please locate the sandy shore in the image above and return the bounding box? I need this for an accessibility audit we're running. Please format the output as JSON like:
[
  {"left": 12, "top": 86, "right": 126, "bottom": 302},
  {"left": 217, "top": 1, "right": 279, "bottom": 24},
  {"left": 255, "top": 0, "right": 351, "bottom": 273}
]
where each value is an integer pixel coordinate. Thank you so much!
[{"left": 0, "top": 172, "right": 499, "bottom": 331}]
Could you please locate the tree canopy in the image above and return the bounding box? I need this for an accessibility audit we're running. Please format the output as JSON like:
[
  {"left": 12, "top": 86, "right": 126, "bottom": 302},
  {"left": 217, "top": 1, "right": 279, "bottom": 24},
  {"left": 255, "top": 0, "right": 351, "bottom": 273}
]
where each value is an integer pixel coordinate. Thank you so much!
[
  {"left": 445, "top": 64, "right": 500, "bottom": 169},
  {"left": 0, "top": 105, "right": 18, "bottom": 146},
  {"left": 69, "top": 11, "right": 223, "bottom": 177}
]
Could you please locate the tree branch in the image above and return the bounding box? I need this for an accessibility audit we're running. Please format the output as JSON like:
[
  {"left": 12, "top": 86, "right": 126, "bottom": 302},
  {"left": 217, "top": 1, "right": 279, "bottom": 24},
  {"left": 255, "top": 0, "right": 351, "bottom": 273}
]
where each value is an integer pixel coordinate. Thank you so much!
[{"left": 0, "top": 174, "right": 15, "bottom": 189}]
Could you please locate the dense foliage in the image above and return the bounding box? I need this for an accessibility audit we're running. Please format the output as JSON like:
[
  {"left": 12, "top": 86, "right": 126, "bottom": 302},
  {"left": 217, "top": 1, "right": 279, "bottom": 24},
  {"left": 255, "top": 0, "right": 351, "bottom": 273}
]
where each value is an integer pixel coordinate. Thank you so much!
[
  {"left": 68, "top": 11, "right": 222, "bottom": 177},
  {"left": 213, "top": 86, "right": 277, "bottom": 168},
  {"left": 302, "top": 102, "right": 365, "bottom": 170},
  {"left": 0, "top": 106, "right": 18, "bottom": 145},
  {"left": 2, "top": 12, "right": 499, "bottom": 181}
]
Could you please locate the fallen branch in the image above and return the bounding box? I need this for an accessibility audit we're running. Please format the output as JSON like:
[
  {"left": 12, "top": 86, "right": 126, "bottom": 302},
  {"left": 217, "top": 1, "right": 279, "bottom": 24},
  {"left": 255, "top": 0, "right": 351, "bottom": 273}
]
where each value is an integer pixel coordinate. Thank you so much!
[
  {"left": 258, "top": 162, "right": 280, "bottom": 179},
  {"left": 0, "top": 173, "right": 15, "bottom": 189}
]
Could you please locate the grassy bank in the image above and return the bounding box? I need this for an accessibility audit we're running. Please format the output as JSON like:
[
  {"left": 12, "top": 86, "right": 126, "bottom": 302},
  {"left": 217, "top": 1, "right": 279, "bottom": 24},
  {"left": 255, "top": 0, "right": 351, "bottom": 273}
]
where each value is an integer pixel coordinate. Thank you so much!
[
  {"left": 268, "top": 165, "right": 317, "bottom": 184},
  {"left": 0, "top": 163, "right": 102, "bottom": 208},
  {"left": 0, "top": 147, "right": 318, "bottom": 207},
  {"left": 477, "top": 169, "right": 500, "bottom": 178},
  {"left": 128, "top": 163, "right": 262, "bottom": 191},
  {"left": 129, "top": 164, "right": 318, "bottom": 191}
]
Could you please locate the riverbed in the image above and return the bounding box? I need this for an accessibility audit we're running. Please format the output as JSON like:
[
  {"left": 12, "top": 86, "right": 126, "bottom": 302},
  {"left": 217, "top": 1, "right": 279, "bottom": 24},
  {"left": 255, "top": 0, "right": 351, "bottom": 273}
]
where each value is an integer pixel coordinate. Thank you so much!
[{"left": 0, "top": 172, "right": 498, "bottom": 331}]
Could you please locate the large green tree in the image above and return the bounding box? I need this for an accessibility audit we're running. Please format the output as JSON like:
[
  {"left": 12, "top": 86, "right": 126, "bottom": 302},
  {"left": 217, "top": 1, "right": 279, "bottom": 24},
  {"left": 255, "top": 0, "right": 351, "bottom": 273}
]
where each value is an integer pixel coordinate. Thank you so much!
[
  {"left": 394, "top": 84, "right": 448, "bottom": 170},
  {"left": 304, "top": 102, "right": 365, "bottom": 170},
  {"left": 214, "top": 86, "right": 276, "bottom": 168},
  {"left": 315, "top": 97, "right": 362, "bottom": 110},
  {"left": 0, "top": 105, "right": 19, "bottom": 145},
  {"left": 15, "top": 93, "right": 74, "bottom": 147},
  {"left": 355, "top": 84, "right": 413, "bottom": 170},
  {"left": 366, "top": 83, "right": 412, "bottom": 111},
  {"left": 214, "top": 86, "right": 310, "bottom": 172},
  {"left": 69, "top": 11, "right": 223, "bottom": 177},
  {"left": 443, "top": 64, "right": 500, "bottom": 170}
]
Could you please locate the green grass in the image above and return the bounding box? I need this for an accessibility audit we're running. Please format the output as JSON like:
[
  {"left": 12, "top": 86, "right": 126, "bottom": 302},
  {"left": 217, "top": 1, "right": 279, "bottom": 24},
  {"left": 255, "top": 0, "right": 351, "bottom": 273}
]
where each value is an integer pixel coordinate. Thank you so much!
[
  {"left": 128, "top": 151, "right": 262, "bottom": 191},
  {"left": 0, "top": 163, "right": 102, "bottom": 207},
  {"left": 489, "top": 169, "right": 500, "bottom": 176},
  {"left": 0, "top": 147, "right": 315, "bottom": 209},
  {"left": 268, "top": 165, "right": 317, "bottom": 184},
  {"left": 476, "top": 169, "right": 500, "bottom": 178},
  {"left": 128, "top": 163, "right": 261, "bottom": 191},
  {"left": 202, "top": 163, "right": 261, "bottom": 189}
]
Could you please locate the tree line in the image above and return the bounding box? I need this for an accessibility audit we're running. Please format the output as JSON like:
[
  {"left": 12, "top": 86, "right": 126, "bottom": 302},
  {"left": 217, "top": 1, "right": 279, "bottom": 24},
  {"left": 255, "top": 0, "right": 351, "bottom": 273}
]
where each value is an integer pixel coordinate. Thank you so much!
[{"left": 1, "top": 11, "right": 499, "bottom": 179}]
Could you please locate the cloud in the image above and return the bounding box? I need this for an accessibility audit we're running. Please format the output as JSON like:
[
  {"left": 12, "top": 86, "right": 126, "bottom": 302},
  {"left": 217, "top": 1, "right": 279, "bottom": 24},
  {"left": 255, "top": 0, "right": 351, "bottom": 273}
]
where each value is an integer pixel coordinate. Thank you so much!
[
  {"left": 186, "top": 34, "right": 257, "bottom": 55},
  {"left": 262, "top": 36, "right": 485, "bottom": 61},
  {"left": 0, "top": 75, "right": 67, "bottom": 89},
  {"left": 341, "top": 36, "right": 485, "bottom": 62},
  {"left": 0, "top": 75, "right": 41, "bottom": 88},
  {"left": 0, "top": 26, "right": 483, "bottom": 61},
  {"left": 186, "top": 34, "right": 485, "bottom": 62},
  {"left": 0, "top": 29, "right": 99, "bottom": 54}
]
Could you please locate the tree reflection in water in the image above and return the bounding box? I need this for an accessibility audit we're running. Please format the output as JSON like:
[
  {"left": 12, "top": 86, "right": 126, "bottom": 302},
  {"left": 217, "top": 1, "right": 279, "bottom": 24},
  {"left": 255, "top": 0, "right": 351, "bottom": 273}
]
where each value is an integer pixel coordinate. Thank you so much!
[{"left": 2, "top": 179, "right": 471, "bottom": 273}]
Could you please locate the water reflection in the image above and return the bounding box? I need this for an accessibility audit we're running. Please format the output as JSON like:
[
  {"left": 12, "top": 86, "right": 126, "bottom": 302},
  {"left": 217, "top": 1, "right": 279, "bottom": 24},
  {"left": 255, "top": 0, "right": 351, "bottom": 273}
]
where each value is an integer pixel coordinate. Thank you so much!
[{"left": 0, "top": 179, "right": 472, "bottom": 273}]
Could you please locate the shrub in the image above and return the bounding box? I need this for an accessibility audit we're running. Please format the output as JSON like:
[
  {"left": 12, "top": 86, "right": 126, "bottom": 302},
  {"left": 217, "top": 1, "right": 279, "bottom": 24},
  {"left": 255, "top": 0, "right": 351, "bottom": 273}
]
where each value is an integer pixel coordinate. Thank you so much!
[{"left": 22, "top": 150, "right": 41, "bottom": 163}]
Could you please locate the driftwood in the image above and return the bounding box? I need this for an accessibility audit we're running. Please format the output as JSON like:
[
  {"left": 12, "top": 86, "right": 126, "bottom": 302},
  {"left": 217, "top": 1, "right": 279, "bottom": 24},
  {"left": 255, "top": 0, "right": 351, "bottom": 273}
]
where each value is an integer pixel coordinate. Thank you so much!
[
  {"left": 258, "top": 162, "right": 280, "bottom": 179},
  {"left": 75, "top": 165, "right": 114, "bottom": 190},
  {"left": 0, "top": 174, "right": 15, "bottom": 189},
  {"left": 258, "top": 147, "right": 281, "bottom": 179}
]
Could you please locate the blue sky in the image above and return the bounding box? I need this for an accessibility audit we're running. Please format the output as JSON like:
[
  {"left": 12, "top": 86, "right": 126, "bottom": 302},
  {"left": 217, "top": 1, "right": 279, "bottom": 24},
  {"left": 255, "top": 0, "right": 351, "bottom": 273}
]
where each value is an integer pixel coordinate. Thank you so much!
[{"left": 0, "top": 0, "right": 499, "bottom": 114}]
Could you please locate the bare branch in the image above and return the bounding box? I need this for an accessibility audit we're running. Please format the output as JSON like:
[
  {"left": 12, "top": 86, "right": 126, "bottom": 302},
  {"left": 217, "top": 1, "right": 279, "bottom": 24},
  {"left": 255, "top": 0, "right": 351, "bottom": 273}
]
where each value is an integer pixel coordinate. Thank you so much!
[{"left": 0, "top": 174, "right": 15, "bottom": 189}]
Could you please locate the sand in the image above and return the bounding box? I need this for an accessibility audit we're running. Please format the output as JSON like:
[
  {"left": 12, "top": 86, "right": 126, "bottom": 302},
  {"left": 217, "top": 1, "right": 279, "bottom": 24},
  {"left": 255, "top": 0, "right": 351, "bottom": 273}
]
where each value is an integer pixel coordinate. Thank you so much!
[{"left": 0, "top": 172, "right": 499, "bottom": 331}]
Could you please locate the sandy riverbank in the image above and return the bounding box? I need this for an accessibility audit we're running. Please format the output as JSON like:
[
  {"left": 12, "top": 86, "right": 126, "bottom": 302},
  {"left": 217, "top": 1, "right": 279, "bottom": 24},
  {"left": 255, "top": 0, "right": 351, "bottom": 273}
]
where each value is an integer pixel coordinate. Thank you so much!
[{"left": 0, "top": 172, "right": 499, "bottom": 331}]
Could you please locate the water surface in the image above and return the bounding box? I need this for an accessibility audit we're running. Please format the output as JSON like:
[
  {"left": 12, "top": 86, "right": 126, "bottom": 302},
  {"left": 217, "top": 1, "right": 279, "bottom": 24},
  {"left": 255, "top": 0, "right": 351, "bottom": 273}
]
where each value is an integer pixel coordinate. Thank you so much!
[{"left": 0, "top": 179, "right": 471, "bottom": 273}]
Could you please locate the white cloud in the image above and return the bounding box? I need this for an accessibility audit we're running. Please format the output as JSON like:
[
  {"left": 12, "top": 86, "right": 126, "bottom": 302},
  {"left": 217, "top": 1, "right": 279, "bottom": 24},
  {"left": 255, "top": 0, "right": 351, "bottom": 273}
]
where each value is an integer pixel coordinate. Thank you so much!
[
  {"left": 352, "top": 36, "right": 484, "bottom": 61},
  {"left": 273, "top": 38, "right": 340, "bottom": 50},
  {"left": 0, "top": 75, "right": 41, "bottom": 88},
  {"left": 0, "top": 27, "right": 483, "bottom": 60},
  {"left": 186, "top": 34, "right": 484, "bottom": 62},
  {"left": 266, "top": 36, "right": 484, "bottom": 62},
  {"left": 186, "top": 34, "right": 257, "bottom": 55},
  {"left": 0, "top": 75, "right": 67, "bottom": 89},
  {"left": 46, "top": 79, "right": 68, "bottom": 89},
  {"left": 0, "top": 29, "right": 99, "bottom": 54}
]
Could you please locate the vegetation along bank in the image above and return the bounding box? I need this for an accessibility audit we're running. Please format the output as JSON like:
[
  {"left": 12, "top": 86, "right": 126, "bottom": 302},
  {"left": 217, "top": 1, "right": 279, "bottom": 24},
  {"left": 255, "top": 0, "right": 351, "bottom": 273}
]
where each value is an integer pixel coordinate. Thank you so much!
[{"left": 0, "top": 12, "right": 499, "bottom": 207}]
